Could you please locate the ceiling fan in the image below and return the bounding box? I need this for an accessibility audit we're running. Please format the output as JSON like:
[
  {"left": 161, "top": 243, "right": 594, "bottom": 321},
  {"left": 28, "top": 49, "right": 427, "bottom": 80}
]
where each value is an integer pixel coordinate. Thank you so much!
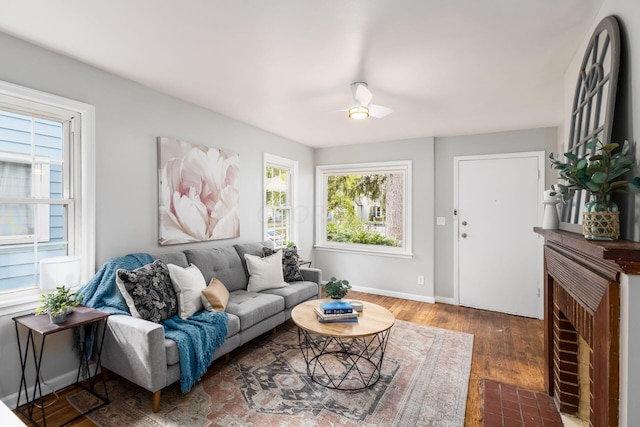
[{"left": 345, "top": 82, "right": 393, "bottom": 120}]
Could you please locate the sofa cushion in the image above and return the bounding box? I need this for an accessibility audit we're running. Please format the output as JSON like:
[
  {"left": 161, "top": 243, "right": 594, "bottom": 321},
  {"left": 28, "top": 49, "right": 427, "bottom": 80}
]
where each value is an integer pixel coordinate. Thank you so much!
[
  {"left": 226, "top": 312, "right": 241, "bottom": 337},
  {"left": 165, "top": 338, "right": 180, "bottom": 366},
  {"left": 260, "top": 281, "right": 319, "bottom": 309},
  {"left": 184, "top": 247, "right": 247, "bottom": 291},
  {"left": 245, "top": 251, "right": 287, "bottom": 293},
  {"left": 167, "top": 264, "right": 207, "bottom": 319},
  {"left": 153, "top": 252, "right": 189, "bottom": 268},
  {"left": 115, "top": 260, "right": 178, "bottom": 323},
  {"left": 201, "top": 278, "right": 230, "bottom": 311},
  {"left": 263, "top": 246, "right": 304, "bottom": 282},
  {"left": 226, "top": 290, "right": 285, "bottom": 330}
]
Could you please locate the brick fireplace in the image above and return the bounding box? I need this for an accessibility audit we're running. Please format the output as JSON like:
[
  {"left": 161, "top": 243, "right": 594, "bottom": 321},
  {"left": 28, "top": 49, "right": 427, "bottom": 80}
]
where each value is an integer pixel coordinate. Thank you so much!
[{"left": 535, "top": 228, "right": 640, "bottom": 427}]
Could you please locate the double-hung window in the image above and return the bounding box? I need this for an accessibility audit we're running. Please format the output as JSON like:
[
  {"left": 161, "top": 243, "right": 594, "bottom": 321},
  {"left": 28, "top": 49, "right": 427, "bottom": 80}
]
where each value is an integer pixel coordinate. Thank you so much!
[
  {"left": 316, "top": 160, "right": 412, "bottom": 258},
  {"left": 263, "top": 154, "right": 298, "bottom": 247},
  {"left": 0, "top": 81, "right": 95, "bottom": 304}
]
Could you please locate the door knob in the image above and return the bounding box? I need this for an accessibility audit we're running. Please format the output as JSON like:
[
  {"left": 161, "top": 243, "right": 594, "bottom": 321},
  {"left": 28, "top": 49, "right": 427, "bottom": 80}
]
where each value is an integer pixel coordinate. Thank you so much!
[
  {"left": 461, "top": 221, "right": 468, "bottom": 226},
  {"left": 461, "top": 233, "right": 468, "bottom": 238}
]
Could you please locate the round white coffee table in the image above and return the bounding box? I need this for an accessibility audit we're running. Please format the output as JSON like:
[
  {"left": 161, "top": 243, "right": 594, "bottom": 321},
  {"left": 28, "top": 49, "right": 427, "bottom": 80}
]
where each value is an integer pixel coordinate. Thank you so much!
[{"left": 291, "top": 299, "right": 395, "bottom": 390}]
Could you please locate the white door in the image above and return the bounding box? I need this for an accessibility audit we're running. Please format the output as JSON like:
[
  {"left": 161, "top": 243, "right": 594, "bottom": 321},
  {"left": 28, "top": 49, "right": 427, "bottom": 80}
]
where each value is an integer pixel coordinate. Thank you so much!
[{"left": 454, "top": 152, "right": 543, "bottom": 318}]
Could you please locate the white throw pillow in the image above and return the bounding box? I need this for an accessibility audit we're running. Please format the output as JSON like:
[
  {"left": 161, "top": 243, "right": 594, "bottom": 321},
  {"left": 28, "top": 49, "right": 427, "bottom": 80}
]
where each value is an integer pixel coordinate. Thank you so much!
[
  {"left": 167, "top": 263, "right": 207, "bottom": 319},
  {"left": 245, "top": 251, "right": 288, "bottom": 292}
]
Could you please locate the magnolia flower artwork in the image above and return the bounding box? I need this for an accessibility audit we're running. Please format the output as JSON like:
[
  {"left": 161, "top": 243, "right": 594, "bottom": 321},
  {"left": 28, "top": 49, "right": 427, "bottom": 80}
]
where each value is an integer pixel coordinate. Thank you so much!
[{"left": 158, "top": 137, "right": 240, "bottom": 245}]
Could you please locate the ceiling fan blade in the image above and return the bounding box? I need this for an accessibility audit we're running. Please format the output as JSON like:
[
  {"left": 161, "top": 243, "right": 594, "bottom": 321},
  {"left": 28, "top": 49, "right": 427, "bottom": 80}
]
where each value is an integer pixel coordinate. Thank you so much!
[
  {"left": 368, "top": 104, "right": 393, "bottom": 118},
  {"left": 352, "top": 83, "right": 373, "bottom": 106}
]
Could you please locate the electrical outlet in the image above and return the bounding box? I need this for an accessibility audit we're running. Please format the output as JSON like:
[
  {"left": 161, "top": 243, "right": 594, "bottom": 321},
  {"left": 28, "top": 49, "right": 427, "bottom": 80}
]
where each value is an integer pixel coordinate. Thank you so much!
[
  {"left": 436, "top": 217, "right": 446, "bottom": 225},
  {"left": 417, "top": 275, "right": 425, "bottom": 285}
]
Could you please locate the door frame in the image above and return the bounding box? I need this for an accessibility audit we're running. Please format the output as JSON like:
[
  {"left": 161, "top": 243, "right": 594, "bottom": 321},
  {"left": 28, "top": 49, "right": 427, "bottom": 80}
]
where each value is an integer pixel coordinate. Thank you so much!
[{"left": 452, "top": 151, "right": 545, "bottom": 319}]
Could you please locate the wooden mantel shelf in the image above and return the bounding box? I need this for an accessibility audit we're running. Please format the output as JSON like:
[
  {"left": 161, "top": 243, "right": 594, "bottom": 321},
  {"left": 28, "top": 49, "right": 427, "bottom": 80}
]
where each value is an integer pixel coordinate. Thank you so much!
[{"left": 534, "top": 227, "right": 640, "bottom": 274}]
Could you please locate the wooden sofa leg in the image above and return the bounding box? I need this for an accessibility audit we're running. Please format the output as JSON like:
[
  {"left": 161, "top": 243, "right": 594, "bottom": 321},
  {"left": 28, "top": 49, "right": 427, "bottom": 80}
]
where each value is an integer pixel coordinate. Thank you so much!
[
  {"left": 225, "top": 353, "right": 231, "bottom": 362},
  {"left": 272, "top": 327, "right": 277, "bottom": 335},
  {"left": 153, "top": 390, "right": 161, "bottom": 413}
]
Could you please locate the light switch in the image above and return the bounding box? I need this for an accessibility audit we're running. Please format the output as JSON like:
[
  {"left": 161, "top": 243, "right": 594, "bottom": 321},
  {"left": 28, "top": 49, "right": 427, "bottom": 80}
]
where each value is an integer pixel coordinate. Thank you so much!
[{"left": 436, "top": 217, "right": 446, "bottom": 225}]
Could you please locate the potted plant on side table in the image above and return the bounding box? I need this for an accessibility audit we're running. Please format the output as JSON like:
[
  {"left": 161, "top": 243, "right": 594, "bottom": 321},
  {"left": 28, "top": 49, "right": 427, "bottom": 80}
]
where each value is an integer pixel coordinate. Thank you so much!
[
  {"left": 35, "top": 285, "right": 84, "bottom": 324},
  {"left": 550, "top": 138, "right": 640, "bottom": 240},
  {"left": 323, "top": 277, "right": 351, "bottom": 300}
]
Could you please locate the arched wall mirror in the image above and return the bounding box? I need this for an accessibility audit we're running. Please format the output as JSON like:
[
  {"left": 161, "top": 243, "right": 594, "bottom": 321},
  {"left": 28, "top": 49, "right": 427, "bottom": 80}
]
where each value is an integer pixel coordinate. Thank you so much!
[{"left": 560, "top": 16, "right": 620, "bottom": 229}]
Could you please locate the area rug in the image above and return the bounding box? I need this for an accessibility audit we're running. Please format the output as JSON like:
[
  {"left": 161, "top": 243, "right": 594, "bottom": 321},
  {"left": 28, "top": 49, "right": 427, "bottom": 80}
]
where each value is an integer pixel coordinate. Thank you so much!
[{"left": 68, "top": 320, "right": 473, "bottom": 427}]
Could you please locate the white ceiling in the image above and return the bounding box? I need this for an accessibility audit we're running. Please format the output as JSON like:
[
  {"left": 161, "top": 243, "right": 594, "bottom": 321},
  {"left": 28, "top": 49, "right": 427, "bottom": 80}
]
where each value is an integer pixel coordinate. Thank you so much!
[{"left": 0, "top": 0, "right": 603, "bottom": 147}]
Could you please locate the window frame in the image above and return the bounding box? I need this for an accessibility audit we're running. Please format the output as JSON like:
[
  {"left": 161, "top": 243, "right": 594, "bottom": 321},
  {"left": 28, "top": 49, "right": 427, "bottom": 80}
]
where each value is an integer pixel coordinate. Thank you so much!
[
  {"left": 0, "top": 80, "right": 95, "bottom": 313},
  {"left": 315, "top": 160, "right": 413, "bottom": 258},
  {"left": 263, "top": 153, "right": 298, "bottom": 248}
]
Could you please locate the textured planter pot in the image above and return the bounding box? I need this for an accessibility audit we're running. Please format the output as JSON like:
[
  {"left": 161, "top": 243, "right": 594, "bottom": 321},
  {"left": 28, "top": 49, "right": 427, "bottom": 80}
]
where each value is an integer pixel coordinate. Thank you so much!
[
  {"left": 49, "top": 312, "right": 67, "bottom": 324},
  {"left": 583, "top": 197, "right": 620, "bottom": 240}
]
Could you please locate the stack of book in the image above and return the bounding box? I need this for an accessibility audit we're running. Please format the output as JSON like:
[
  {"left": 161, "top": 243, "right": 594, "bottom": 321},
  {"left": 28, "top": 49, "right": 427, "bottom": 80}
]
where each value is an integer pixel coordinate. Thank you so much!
[{"left": 315, "top": 301, "right": 358, "bottom": 323}]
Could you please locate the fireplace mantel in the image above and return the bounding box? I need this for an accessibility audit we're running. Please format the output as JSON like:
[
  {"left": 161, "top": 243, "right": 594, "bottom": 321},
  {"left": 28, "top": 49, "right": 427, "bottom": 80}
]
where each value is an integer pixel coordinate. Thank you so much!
[
  {"left": 534, "top": 227, "right": 640, "bottom": 427},
  {"left": 535, "top": 228, "right": 640, "bottom": 274}
]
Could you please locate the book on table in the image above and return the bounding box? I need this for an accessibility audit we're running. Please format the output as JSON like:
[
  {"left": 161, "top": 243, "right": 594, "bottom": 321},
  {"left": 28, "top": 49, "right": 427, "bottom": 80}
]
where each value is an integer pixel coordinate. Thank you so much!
[
  {"left": 319, "top": 301, "right": 353, "bottom": 314},
  {"left": 314, "top": 306, "right": 358, "bottom": 321},
  {"left": 317, "top": 316, "right": 359, "bottom": 323}
]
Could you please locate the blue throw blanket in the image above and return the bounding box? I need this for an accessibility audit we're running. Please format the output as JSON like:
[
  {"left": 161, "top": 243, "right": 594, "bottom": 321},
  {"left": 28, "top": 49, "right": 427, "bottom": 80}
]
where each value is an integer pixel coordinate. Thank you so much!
[
  {"left": 80, "top": 253, "right": 153, "bottom": 314},
  {"left": 79, "top": 253, "right": 228, "bottom": 393}
]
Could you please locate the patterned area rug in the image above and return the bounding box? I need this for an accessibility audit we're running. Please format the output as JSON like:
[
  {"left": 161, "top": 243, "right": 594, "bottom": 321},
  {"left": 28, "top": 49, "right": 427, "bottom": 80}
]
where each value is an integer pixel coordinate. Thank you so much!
[{"left": 68, "top": 319, "right": 473, "bottom": 427}]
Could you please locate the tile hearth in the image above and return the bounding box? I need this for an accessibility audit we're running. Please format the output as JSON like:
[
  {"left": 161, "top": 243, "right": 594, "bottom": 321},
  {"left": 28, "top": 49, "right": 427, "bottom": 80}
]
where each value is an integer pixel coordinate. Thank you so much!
[{"left": 482, "top": 380, "right": 563, "bottom": 427}]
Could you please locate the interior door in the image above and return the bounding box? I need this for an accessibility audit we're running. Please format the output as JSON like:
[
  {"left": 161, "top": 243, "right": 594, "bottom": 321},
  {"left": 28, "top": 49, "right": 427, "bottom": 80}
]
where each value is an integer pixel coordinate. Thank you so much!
[{"left": 454, "top": 152, "right": 543, "bottom": 318}]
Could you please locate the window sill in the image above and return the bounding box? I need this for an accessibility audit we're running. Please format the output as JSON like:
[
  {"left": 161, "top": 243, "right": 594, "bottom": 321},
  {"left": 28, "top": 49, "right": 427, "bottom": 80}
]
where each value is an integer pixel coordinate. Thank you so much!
[
  {"left": 0, "top": 289, "right": 42, "bottom": 317},
  {"left": 314, "top": 244, "right": 413, "bottom": 259}
]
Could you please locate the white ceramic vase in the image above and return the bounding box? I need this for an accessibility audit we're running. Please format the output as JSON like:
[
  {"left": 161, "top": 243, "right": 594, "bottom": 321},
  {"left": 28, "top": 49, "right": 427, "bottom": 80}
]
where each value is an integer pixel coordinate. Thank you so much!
[{"left": 542, "top": 190, "right": 561, "bottom": 229}]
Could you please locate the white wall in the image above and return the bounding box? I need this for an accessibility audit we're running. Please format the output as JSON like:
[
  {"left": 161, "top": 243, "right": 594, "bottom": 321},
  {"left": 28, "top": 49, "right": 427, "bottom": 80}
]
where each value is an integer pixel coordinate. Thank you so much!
[
  {"left": 563, "top": 2, "right": 640, "bottom": 424},
  {"left": 314, "top": 138, "right": 436, "bottom": 302},
  {"left": 433, "top": 128, "right": 558, "bottom": 300},
  {"left": 563, "top": 0, "right": 640, "bottom": 241},
  {"left": 0, "top": 31, "right": 315, "bottom": 404}
]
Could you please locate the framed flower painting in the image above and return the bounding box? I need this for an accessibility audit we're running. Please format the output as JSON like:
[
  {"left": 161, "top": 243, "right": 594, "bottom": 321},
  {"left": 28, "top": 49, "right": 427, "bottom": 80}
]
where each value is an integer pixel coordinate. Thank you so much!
[{"left": 157, "top": 137, "right": 240, "bottom": 245}]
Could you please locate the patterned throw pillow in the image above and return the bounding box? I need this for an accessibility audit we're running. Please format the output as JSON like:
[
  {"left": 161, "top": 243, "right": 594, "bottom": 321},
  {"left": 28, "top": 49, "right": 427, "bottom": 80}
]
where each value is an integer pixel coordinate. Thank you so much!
[
  {"left": 116, "top": 260, "right": 178, "bottom": 323},
  {"left": 262, "top": 246, "right": 304, "bottom": 282}
]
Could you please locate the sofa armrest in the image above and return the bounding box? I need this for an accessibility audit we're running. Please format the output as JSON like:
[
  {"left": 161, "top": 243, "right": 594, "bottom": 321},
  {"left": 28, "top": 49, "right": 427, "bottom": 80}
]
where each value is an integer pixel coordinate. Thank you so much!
[
  {"left": 101, "top": 314, "right": 167, "bottom": 393},
  {"left": 300, "top": 267, "right": 322, "bottom": 298},
  {"left": 299, "top": 267, "right": 321, "bottom": 285}
]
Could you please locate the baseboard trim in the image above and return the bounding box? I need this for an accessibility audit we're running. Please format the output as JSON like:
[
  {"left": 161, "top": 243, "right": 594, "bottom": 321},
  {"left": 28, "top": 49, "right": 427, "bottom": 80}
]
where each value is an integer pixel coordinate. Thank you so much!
[
  {"left": 350, "top": 286, "right": 436, "bottom": 304},
  {"left": 1, "top": 366, "right": 91, "bottom": 409},
  {"left": 435, "top": 296, "right": 457, "bottom": 305}
]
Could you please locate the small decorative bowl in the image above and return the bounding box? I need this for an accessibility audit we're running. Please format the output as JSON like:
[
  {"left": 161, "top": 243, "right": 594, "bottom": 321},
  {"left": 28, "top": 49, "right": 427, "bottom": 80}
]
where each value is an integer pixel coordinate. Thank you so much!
[{"left": 350, "top": 301, "right": 364, "bottom": 312}]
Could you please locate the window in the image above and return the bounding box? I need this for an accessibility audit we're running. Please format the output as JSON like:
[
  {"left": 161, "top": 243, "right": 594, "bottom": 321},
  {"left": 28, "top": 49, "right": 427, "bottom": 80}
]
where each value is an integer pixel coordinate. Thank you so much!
[
  {"left": 1, "top": 142, "right": 52, "bottom": 245},
  {"left": 0, "top": 80, "right": 95, "bottom": 302},
  {"left": 316, "top": 160, "right": 412, "bottom": 258},
  {"left": 264, "top": 154, "right": 298, "bottom": 247}
]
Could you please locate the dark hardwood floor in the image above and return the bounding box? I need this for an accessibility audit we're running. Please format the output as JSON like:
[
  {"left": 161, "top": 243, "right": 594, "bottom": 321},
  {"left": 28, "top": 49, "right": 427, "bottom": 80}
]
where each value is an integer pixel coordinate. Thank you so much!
[{"left": 15, "top": 291, "right": 545, "bottom": 426}]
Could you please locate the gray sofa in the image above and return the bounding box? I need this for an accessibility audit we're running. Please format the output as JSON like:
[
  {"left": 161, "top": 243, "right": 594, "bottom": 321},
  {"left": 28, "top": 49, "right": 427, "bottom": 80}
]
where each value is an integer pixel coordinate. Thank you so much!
[{"left": 99, "top": 241, "right": 321, "bottom": 412}]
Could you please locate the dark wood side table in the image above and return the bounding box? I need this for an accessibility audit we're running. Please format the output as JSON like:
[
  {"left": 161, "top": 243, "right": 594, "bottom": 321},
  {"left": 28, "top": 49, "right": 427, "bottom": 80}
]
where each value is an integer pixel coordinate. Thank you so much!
[
  {"left": 12, "top": 306, "right": 110, "bottom": 427},
  {"left": 298, "top": 259, "right": 312, "bottom": 268}
]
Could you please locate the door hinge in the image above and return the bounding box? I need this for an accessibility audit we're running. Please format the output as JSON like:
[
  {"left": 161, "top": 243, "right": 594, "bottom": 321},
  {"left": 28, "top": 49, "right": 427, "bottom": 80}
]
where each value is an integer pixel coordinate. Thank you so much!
[{"left": 537, "top": 288, "right": 541, "bottom": 297}]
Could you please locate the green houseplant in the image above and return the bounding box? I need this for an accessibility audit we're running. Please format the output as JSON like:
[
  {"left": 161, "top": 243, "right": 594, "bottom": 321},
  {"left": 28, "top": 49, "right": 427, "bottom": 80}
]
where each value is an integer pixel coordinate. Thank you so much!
[
  {"left": 323, "top": 277, "right": 351, "bottom": 300},
  {"left": 35, "top": 285, "right": 84, "bottom": 324},
  {"left": 549, "top": 138, "right": 640, "bottom": 240}
]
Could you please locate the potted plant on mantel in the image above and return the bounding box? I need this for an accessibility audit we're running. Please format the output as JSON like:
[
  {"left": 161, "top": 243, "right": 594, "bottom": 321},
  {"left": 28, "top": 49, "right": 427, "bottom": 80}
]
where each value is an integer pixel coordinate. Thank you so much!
[
  {"left": 35, "top": 285, "right": 84, "bottom": 324},
  {"left": 549, "top": 138, "right": 640, "bottom": 240},
  {"left": 323, "top": 277, "right": 351, "bottom": 300}
]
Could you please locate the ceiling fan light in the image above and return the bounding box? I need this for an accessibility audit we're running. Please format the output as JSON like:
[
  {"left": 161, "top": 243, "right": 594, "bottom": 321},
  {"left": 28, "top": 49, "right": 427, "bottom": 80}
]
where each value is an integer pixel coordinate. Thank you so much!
[{"left": 348, "top": 106, "right": 369, "bottom": 120}]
